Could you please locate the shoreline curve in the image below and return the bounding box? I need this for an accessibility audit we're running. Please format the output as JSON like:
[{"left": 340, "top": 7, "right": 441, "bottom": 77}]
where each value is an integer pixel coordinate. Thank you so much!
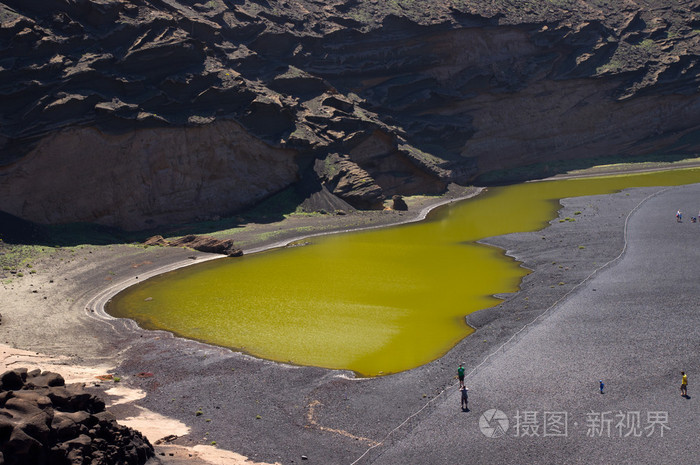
[{"left": 88, "top": 188, "right": 485, "bottom": 326}]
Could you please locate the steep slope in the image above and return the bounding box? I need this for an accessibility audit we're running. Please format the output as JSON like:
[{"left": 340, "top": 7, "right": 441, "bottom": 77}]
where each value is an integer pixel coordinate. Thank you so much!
[{"left": 1, "top": 0, "right": 700, "bottom": 230}]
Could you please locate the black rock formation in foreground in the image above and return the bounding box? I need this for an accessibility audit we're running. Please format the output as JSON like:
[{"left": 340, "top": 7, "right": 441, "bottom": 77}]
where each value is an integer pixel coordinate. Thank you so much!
[{"left": 0, "top": 367, "right": 154, "bottom": 465}]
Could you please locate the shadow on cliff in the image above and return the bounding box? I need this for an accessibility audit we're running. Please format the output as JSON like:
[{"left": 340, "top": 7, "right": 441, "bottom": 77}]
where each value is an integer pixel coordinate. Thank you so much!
[
  {"left": 161, "top": 185, "right": 308, "bottom": 238},
  {"left": 0, "top": 187, "right": 304, "bottom": 247},
  {"left": 0, "top": 210, "right": 287, "bottom": 247},
  {"left": 0, "top": 211, "right": 142, "bottom": 247},
  {"left": 0, "top": 212, "right": 114, "bottom": 246},
  {"left": 5, "top": 153, "right": 692, "bottom": 247}
]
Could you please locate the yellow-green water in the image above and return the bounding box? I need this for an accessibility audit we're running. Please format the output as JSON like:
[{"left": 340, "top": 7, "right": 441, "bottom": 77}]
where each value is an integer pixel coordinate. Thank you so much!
[{"left": 107, "top": 168, "right": 700, "bottom": 376}]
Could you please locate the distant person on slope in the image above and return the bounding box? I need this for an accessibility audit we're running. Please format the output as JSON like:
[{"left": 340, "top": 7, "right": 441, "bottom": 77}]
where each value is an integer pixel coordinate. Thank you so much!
[
  {"left": 457, "top": 363, "right": 465, "bottom": 388},
  {"left": 460, "top": 386, "right": 469, "bottom": 411}
]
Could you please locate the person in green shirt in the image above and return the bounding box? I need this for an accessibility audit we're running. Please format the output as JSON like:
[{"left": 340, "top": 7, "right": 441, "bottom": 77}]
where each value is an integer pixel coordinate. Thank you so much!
[{"left": 457, "top": 363, "right": 465, "bottom": 388}]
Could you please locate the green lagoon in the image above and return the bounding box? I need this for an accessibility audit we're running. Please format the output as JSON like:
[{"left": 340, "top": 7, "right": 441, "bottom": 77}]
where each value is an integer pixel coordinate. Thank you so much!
[{"left": 107, "top": 168, "right": 700, "bottom": 376}]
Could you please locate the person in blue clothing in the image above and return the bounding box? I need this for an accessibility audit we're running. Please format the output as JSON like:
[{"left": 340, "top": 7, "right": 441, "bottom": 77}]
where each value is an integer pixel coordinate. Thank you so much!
[{"left": 599, "top": 380, "right": 604, "bottom": 394}]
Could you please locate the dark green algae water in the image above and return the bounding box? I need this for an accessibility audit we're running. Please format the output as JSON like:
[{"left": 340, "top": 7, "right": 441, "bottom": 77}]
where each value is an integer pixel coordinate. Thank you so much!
[{"left": 107, "top": 168, "right": 700, "bottom": 377}]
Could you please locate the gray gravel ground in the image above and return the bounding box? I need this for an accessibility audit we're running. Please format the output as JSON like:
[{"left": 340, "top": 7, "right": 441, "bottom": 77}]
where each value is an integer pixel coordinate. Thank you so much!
[
  {"left": 364, "top": 183, "right": 700, "bottom": 464},
  {"left": 7, "top": 181, "right": 696, "bottom": 464},
  {"left": 111, "top": 183, "right": 700, "bottom": 465}
]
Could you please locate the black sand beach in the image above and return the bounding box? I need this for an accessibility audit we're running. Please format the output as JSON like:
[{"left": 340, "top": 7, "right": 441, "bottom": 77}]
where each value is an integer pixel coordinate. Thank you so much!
[
  {"left": 2, "top": 180, "right": 700, "bottom": 464},
  {"left": 368, "top": 183, "right": 700, "bottom": 464}
]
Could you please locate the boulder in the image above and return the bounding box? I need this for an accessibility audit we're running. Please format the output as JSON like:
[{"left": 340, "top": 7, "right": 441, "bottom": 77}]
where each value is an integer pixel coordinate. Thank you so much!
[
  {"left": 0, "top": 370, "right": 26, "bottom": 392},
  {"left": 0, "top": 368, "right": 154, "bottom": 465},
  {"left": 143, "top": 235, "right": 168, "bottom": 246},
  {"left": 146, "top": 234, "right": 243, "bottom": 257},
  {"left": 391, "top": 195, "right": 408, "bottom": 211}
]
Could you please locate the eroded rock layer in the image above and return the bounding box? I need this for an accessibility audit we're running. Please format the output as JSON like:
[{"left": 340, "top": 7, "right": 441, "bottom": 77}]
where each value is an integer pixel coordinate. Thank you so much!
[
  {"left": 145, "top": 233, "right": 243, "bottom": 256},
  {"left": 2, "top": 0, "right": 700, "bottom": 229}
]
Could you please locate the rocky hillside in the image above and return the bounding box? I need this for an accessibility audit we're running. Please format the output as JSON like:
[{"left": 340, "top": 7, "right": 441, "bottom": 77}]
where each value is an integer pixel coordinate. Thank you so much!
[{"left": 2, "top": 0, "right": 700, "bottom": 230}]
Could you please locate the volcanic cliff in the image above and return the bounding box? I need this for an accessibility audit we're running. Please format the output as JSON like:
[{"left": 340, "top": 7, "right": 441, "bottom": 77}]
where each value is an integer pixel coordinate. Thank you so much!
[{"left": 2, "top": 0, "right": 700, "bottom": 230}]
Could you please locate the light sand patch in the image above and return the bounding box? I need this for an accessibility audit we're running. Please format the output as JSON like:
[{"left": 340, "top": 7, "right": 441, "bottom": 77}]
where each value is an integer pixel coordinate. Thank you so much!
[
  {"left": 0, "top": 343, "right": 112, "bottom": 384},
  {"left": 120, "top": 405, "right": 190, "bottom": 441},
  {"left": 104, "top": 385, "right": 147, "bottom": 405},
  {"left": 155, "top": 444, "right": 281, "bottom": 465},
  {"left": 191, "top": 445, "right": 281, "bottom": 465}
]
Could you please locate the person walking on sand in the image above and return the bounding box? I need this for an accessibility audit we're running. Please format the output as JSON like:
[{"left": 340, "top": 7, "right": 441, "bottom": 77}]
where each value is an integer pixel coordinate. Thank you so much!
[
  {"left": 460, "top": 386, "right": 469, "bottom": 411},
  {"left": 677, "top": 210, "right": 682, "bottom": 222},
  {"left": 599, "top": 380, "right": 604, "bottom": 394},
  {"left": 681, "top": 371, "right": 688, "bottom": 397},
  {"left": 457, "top": 363, "right": 465, "bottom": 388}
]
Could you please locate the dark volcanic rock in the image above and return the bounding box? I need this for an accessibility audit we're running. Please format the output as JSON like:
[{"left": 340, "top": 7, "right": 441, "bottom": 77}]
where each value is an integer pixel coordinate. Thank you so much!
[
  {"left": 0, "top": 368, "right": 153, "bottom": 465},
  {"left": 146, "top": 234, "right": 243, "bottom": 256},
  {"left": 1, "top": 0, "right": 700, "bottom": 230},
  {"left": 315, "top": 153, "right": 385, "bottom": 209},
  {"left": 169, "top": 234, "right": 243, "bottom": 257},
  {"left": 391, "top": 195, "right": 408, "bottom": 211}
]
